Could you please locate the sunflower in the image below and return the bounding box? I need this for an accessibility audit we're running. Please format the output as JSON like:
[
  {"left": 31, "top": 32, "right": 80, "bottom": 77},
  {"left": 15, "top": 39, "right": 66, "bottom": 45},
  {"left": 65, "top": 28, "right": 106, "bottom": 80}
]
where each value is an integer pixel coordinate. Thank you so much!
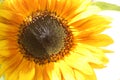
[{"left": 0, "top": 0, "right": 113, "bottom": 80}]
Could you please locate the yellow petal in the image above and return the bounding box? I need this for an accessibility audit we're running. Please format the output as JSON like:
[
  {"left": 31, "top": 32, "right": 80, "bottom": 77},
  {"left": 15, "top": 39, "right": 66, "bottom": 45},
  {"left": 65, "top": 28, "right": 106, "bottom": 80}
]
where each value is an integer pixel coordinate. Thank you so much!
[
  {"left": 71, "top": 48, "right": 104, "bottom": 66},
  {"left": 101, "top": 48, "right": 114, "bottom": 53},
  {"left": 73, "top": 69, "right": 86, "bottom": 80},
  {"left": 64, "top": 53, "right": 94, "bottom": 75},
  {"left": 0, "top": 40, "right": 17, "bottom": 49},
  {"left": 0, "top": 23, "right": 18, "bottom": 32},
  {"left": 45, "top": 62, "right": 61, "bottom": 80},
  {"left": 0, "top": 53, "right": 22, "bottom": 77},
  {"left": 53, "top": 62, "right": 62, "bottom": 80},
  {"left": 19, "top": 61, "right": 35, "bottom": 80},
  {"left": 76, "top": 43, "right": 109, "bottom": 64},
  {"left": 0, "top": 9, "right": 12, "bottom": 21},
  {"left": 4, "top": 55, "right": 23, "bottom": 80},
  {"left": 59, "top": 60, "right": 75, "bottom": 80},
  {"left": 71, "top": 47, "right": 106, "bottom": 68},
  {"left": 84, "top": 71, "right": 97, "bottom": 80}
]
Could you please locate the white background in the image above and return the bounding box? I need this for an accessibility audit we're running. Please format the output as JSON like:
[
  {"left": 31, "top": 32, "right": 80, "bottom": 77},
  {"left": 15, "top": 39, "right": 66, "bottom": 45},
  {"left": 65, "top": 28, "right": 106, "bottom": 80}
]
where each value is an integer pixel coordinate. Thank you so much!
[
  {"left": 94, "top": 0, "right": 120, "bottom": 80},
  {"left": 95, "top": 11, "right": 120, "bottom": 80},
  {"left": 0, "top": 0, "right": 120, "bottom": 80}
]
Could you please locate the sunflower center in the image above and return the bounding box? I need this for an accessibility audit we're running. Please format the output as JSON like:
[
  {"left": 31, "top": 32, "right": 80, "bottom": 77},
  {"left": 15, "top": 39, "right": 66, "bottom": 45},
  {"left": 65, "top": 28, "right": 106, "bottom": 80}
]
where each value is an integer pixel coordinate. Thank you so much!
[{"left": 18, "top": 12, "right": 73, "bottom": 64}]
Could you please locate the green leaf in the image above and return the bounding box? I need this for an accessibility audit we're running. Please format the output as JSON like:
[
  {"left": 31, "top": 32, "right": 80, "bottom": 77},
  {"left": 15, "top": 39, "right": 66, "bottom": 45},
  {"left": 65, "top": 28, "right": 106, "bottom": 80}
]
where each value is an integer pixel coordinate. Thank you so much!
[{"left": 92, "top": 1, "right": 120, "bottom": 11}]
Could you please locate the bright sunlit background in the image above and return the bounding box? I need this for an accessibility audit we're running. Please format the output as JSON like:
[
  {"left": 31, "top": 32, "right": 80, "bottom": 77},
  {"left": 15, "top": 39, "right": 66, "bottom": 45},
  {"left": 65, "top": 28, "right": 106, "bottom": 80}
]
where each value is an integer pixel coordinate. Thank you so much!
[
  {"left": 95, "top": 11, "right": 120, "bottom": 80},
  {"left": 94, "top": 0, "right": 120, "bottom": 80},
  {"left": 0, "top": 0, "right": 120, "bottom": 80}
]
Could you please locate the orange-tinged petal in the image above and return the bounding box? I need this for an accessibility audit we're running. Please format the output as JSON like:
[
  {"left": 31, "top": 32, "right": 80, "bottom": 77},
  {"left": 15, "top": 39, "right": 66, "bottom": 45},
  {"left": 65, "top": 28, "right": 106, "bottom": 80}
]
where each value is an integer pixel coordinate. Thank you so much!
[
  {"left": 19, "top": 61, "right": 35, "bottom": 80},
  {"left": 33, "top": 65, "right": 43, "bottom": 80},
  {"left": 0, "top": 23, "right": 18, "bottom": 33},
  {"left": 68, "top": 5, "right": 100, "bottom": 24},
  {"left": 42, "top": 64, "right": 50, "bottom": 80},
  {"left": 69, "top": 15, "right": 111, "bottom": 35},
  {"left": 60, "top": 0, "right": 91, "bottom": 20},
  {"left": 79, "top": 34, "right": 113, "bottom": 47},
  {"left": 48, "top": 0, "right": 57, "bottom": 12},
  {"left": 45, "top": 62, "right": 61, "bottom": 80},
  {"left": 0, "top": 9, "right": 23, "bottom": 25},
  {"left": 3, "top": 0, "right": 29, "bottom": 16},
  {"left": 0, "top": 40, "right": 19, "bottom": 58},
  {"left": 38, "top": 0, "right": 48, "bottom": 11},
  {"left": 0, "top": 40, "right": 18, "bottom": 50}
]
